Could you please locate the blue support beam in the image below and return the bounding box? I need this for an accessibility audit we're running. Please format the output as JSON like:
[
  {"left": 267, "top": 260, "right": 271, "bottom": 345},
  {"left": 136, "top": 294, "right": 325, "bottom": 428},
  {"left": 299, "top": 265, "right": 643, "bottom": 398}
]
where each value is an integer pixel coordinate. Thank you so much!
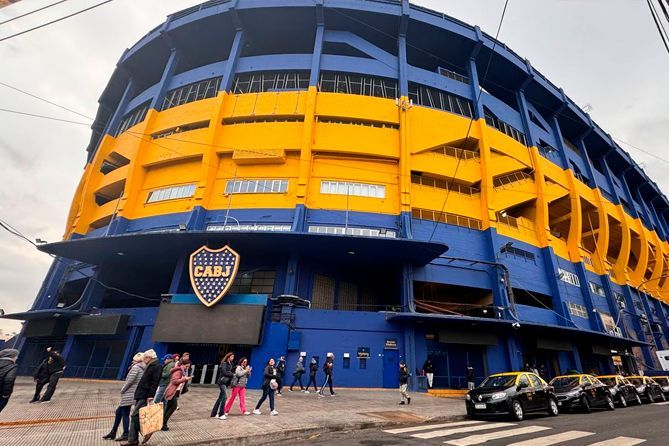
[
  {"left": 106, "top": 79, "right": 135, "bottom": 137},
  {"left": 221, "top": 29, "right": 244, "bottom": 92},
  {"left": 548, "top": 114, "right": 569, "bottom": 169},
  {"left": 149, "top": 47, "right": 179, "bottom": 111}
]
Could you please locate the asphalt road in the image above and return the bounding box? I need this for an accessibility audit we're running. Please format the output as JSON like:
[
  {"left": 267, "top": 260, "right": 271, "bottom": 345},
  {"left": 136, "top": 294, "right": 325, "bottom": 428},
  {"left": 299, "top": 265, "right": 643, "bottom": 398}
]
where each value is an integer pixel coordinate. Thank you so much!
[{"left": 282, "top": 401, "right": 669, "bottom": 446}]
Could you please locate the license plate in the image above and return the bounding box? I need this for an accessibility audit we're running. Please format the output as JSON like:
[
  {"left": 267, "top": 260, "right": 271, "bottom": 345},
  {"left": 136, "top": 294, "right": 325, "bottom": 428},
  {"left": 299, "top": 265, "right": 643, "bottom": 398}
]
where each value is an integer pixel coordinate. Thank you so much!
[{"left": 474, "top": 403, "right": 486, "bottom": 409}]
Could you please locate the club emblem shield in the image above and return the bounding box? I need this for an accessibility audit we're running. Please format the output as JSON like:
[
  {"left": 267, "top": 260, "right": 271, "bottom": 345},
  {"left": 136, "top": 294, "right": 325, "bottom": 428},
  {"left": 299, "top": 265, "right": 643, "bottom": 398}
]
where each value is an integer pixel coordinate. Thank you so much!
[{"left": 189, "top": 245, "right": 240, "bottom": 307}]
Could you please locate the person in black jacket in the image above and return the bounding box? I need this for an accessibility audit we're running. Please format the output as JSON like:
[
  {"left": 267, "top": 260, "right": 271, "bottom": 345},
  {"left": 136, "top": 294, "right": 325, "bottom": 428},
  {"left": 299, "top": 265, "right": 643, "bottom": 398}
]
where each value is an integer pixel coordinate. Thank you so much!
[
  {"left": 318, "top": 353, "right": 336, "bottom": 397},
  {"left": 399, "top": 360, "right": 411, "bottom": 405},
  {"left": 30, "top": 358, "right": 49, "bottom": 403},
  {"left": 252, "top": 358, "right": 278, "bottom": 416},
  {"left": 275, "top": 356, "right": 286, "bottom": 395},
  {"left": 0, "top": 349, "right": 19, "bottom": 414},
  {"left": 422, "top": 358, "right": 434, "bottom": 389},
  {"left": 306, "top": 358, "right": 318, "bottom": 392},
  {"left": 211, "top": 352, "right": 234, "bottom": 419},
  {"left": 122, "top": 349, "right": 161, "bottom": 446},
  {"left": 39, "top": 346, "right": 65, "bottom": 402}
]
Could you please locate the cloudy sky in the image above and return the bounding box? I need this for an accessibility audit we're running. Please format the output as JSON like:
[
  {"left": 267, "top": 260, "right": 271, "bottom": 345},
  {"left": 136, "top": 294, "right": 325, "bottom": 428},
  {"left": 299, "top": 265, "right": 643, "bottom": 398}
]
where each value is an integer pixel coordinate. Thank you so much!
[{"left": 1, "top": 0, "right": 668, "bottom": 335}]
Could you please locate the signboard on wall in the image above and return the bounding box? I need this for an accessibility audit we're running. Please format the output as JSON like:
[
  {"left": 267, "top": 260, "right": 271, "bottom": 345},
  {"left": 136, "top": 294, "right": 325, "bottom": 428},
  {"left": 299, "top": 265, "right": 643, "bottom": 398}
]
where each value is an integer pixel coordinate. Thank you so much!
[
  {"left": 189, "top": 245, "right": 240, "bottom": 307},
  {"left": 385, "top": 339, "right": 398, "bottom": 349},
  {"left": 357, "top": 347, "right": 370, "bottom": 358}
]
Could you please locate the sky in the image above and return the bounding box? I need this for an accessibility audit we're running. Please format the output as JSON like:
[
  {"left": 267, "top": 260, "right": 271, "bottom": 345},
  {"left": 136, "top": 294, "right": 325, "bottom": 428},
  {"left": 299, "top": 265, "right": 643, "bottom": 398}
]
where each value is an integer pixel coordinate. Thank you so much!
[{"left": 0, "top": 0, "right": 668, "bottom": 335}]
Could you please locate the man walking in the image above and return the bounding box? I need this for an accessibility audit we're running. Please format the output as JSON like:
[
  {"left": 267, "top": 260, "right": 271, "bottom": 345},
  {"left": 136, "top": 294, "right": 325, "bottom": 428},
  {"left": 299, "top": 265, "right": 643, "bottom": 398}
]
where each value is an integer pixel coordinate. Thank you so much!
[
  {"left": 276, "top": 356, "right": 286, "bottom": 395},
  {"left": 422, "top": 358, "right": 434, "bottom": 389},
  {"left": 154, "top": 354, "right": 175, "bottom": 404},
  {"left": 306, "top": 358, "right": 318, "bottom": 392},
  {"left": 466, "top": 365, "right": 475, "bottom": 390},
  {"left": 39, "top": 347, "right": 65, "bottom": 403},
  {"left": 122, "top": 349, "right": 161, "bottom": 446},
  {"left": 399, "top": 360, "right": 411, "bottom": 405},
  {"left": 30, "top": 358, "right": 49, "bottom": 403},
  {"left": 0, "top": 349, "right": 19, "bottom": 413},
  {"left": 289, "top": 356, "right": 306, "bottom": 392},
  {"left": 318, "top": 353, "right": 336, "bottom": 397}
]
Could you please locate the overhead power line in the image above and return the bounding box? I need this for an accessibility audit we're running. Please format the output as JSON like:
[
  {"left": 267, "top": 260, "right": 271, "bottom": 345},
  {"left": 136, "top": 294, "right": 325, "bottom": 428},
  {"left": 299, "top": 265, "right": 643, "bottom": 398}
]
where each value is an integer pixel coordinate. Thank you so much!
[
  {"left": 0, "top": 0, "right": 115, "bottom": 43},
  {"left": 0, "top": 81, "right": 94, "bottom": 120},
  {"left": 647, "top": 0, "right": 669, "bottom": 55},
  {"left": 0, "top": 0, "right": 70, "bottom": 26}
]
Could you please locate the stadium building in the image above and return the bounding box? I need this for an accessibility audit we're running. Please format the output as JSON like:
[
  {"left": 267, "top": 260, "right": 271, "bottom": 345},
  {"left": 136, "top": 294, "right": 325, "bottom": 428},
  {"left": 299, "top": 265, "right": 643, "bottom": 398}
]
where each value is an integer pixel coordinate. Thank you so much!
[{"left": 6, "top": 0, "right": 669, "bottom": 388}]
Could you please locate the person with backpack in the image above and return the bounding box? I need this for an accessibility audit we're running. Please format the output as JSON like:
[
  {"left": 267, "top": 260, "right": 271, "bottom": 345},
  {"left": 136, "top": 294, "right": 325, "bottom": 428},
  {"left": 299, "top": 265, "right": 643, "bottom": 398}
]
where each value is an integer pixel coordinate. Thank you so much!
[
  {"left": 30, "top": 358, "right": 49, "bottom": 403},
  {"left": 211, "top": 352, "right": 234, "bottom": 419},
  {"left": 275, "top": 356, "right": 286, "bottom": 395},
  {"left": 252, "top": 358, "right": 278, "bottom": 416},
  {"left": 399, "top": 360, "right": 411, "bottom": 405},
  {"left": 223, "top": 357, "right": 252, "bottom": 415},
  {"left": 318, "top": 353, "right": 336, "bottom": 397},
  {"left": 306, "top": 358, "right": 318, "bottom": 392},
  {"left": 0, "top": 349, "right": 19, "bottom": 414},
  {"left": 289, "top": 356, "right": 306, "bottom": 392}
]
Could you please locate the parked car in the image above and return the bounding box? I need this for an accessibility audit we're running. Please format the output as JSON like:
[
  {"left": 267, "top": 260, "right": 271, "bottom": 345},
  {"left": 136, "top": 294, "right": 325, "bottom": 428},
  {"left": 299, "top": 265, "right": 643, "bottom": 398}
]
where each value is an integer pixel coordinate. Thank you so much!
[
  {"left": 650, "top": 376, "right": 669, "bottom": 397},
  {"left": 465, "top": 372, "right": 559, "bottom": 421},
  {"left": 627, "top": 376, "right": 666, "bottom": 403},
  {"left": 596, "top": 375, "right": 642, "bottom": 407},
  {"left": 549, "top": 374, "right": 615, "bottom": 413}
]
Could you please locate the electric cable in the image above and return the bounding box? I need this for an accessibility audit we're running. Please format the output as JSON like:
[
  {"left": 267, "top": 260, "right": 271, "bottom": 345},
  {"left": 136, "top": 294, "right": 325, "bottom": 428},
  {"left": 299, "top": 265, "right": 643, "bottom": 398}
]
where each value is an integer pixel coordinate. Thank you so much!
[
  {"left": 0, "top": 107, "right": 91, "bottom": 126},
  {"left": 0, "top": 0, "right": 70, "bottom": 26},
  {"left": 0, "top": 0, "right": 115, "bottom": 43},
  {"left": 0, "top": 81, "right": 94, "bottom": 120},
  {"left": 646, "top": 0, "right": 669, "bottom": 55}
]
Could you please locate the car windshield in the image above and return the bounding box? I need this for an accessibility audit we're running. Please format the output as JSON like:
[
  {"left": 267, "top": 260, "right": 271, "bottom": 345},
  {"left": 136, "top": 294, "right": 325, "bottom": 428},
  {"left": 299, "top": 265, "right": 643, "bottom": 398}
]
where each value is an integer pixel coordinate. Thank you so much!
[
  {"left": 654, "top": 377, "right": 669, "bottom": 385},
  {"left": 598, "top": 377, "right": 616, "bottom": 386},
  {"left": 479, "top": 375, "right": 516, "bottom": 389},
  {"left": 549, "top": 377, "right": 579, "bottom": 388},
  {"left": 628, "top": 378, "right": 644, "bottom": 386}
]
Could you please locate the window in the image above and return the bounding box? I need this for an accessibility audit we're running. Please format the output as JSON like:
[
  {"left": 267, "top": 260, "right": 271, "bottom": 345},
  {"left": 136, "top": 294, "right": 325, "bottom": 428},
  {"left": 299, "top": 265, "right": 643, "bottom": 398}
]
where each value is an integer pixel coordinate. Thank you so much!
[
  {"left": 588, "top": 282, "right": 606, "bottom": 297},
  {"left": 146, "top": 184, "right": 196, "bottom": 203},
  {"left": 558, "top": 268, "right": 580, "bottom": 287},
  {"left": 228, "top": 270, "right": 275, "bottom": 294},
  {"left": 307, "top": 226, "right": 396, "bottom": 238},
  {"left": 359, "top": 358, "right": 367, "bottom": 369},
  {"left": 411, "top": 173, "right": 480, "bottom": 196},
  {"left": 528, "top": 374, "right": 542, "bottom": 388},
  {"left": 567, "top": 301, "right": 588, "bottom": 319},
  {"left": 500, "top": 245, "right": 536, "bottom": 262},
  {"left": 233, "top": 71, "right": 309, "bottom": 94},
  {"left": 225, "top": 179, "right": 288, "bottom": 194},
  {"left": 437, "top": 67, "right": 470, "bottom": 84},
  {"left": 408, "top": 83, "right": 473, "bottom": 118},
  {"left": 343, "top": 356, "right": 350, "bottom": 369},
  {"left": 320, "top": 180, "right": 385, "bottom": 199},
  {"left": 319, "top": 72, "right": 398, "bottom": 99},
  {"left": 483, "top": 107, "right": 527, "bottom": 146},
  {"left": 117, "top": 102, "right": 149, "bottom": 136},
  {"left": 614, "top": 292, "right": 626, "bottom": 310},
  {"left": 161, "top": 78, "right": 222, "bottom": 111},
  {"left": 518, "top": 374, "right": 530, "bottom": 387},
  {"left": 312, "top": 274, "right": 335, "bottom": 310},
  {"left": 207, "top": 224, "right": 292, "bottom": 232}
]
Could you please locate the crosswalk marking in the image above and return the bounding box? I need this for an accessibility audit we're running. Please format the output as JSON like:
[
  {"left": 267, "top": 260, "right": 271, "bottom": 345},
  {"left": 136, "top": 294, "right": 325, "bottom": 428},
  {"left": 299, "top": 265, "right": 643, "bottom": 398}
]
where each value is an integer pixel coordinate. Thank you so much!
[
  {"left": 506, "top": 430, "right": 595, "bottom": 446},
  {"left": 653, "top": 401, "right": 669, "bottom": 405},
  {"left": 412, "top": 422, "right": 515, "bottom": 439},
  {"left": 586, "top": 437, "right": 646, "bottom": 446},
  {"left": 383, "top": 421, "right": 483, "bottom": 434},
  {"left": 444, "top": 425, "right": 552, "bottom": 446}
]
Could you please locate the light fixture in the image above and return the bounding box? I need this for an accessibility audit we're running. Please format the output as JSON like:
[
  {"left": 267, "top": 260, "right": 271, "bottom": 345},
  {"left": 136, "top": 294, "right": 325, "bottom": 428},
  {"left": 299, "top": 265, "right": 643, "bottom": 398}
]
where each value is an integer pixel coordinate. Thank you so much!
[
  {"left": 500, "top": 210, "right": 508, "bottom": 218},
  {"left": 116, "top": 251, "right": 125, "bottom": 256},
  {"left": 178, "top": 224, "right": 187, "bottom": 231},
  {"left": 347, "top": 251, "right": 355, "bottom": 255}
]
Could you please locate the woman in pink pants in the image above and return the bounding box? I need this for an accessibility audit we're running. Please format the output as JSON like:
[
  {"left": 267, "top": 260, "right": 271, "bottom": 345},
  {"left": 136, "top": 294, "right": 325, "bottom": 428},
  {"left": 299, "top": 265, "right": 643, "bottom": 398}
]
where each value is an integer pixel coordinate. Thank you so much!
[{"left": 223, "top": 357, "right": 252, "bottom": 416}]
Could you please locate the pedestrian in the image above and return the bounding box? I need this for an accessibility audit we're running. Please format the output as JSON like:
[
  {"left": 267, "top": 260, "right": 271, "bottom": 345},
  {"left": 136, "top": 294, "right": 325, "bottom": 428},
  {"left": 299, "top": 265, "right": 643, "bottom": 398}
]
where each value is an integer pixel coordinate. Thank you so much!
[
  {"left": 318, "top": 353, "right": 336, "bottom": 397},
  {"left": 223, "top": 357, "right": 252, "bottom": 416},
  {"left": 103, "top": 353, "right": 146, "bottom": 442},
  {"left": 289, "top": 356, "right": 307, "bottom": 392},
  {"left": 538, "top": 364, "right": 548, "bottom": 381},
  {"left": 276, "top": 356, "right": 286, "bottom": 395},
  {"left": 121, "top": 349, "right": 161, "bottom": 446},
  {"left": 252, "top": 358, "right": 279, "bottom": 416},
  {"left": 466, "top": 365, "right": 475, "bottom": 390},
  {"left": 39, "top": 346, "right": 65, "bottom": 403},
  {"left": 0, "top": 349, "right": 19, "bottom": 414},
  {"left": 399, "top": 360, "right": 411, "bottom": 405},
  {"left": 153, "top": 354, "right": 175, "bottom": 404},
  {"left": 531, "top": 364, "right": 539, "bottom": 375},
  {"left": 422, "top": 358, "right": 434, "bottom": 389},
  {"left": 30, "top": 358, "right": 49, "bottom": 403},
  {"left": 523, "top": 362, "right": 533, "bottom": 372},
  {"left": 211, "top": 352, "right": 234, "bottom": 419},
  {"left": 306, "top": 357, "right": 318, "bottom": 392},
  {"left": 161, "top": 360, "right": 192, "bottom": 432}
]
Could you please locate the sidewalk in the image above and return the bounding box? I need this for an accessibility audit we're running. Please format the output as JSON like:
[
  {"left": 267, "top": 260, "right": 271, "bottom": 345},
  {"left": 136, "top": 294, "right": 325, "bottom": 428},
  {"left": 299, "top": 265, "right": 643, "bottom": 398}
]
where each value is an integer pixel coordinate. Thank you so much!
[{"left": 0, "top": 378, "right": 465, "bottom": 446}]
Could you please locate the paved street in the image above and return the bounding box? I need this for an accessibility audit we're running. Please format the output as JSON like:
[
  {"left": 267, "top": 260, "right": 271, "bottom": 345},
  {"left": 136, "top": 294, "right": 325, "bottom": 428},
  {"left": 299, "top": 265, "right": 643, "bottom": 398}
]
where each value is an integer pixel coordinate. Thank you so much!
[
  {"left": 0, "top": 377, "right": 463, "bottom": 445},
  {"left": 290, "top": 401, "right": 669, "bottom": 445}
]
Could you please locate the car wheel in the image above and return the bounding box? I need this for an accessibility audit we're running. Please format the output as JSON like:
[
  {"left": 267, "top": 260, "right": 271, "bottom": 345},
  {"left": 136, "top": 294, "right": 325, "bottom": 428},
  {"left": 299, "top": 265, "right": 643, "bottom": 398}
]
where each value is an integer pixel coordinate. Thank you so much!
[
  {"left": 635, "top": 394, "right": 642, "bottom": 405},
  {"left": 547, "top": 398, "right": 559, "bottom": 416},
  {"left": 581, "top": 395, "right": 591, "bottom": 414},
  {"left": 605, "top": 395, "right": 615, "bottom": 411},
  {"left": 619, "top": 394, "right": 627, "bottom": 408},
  {"left": 648, "top": 392, "right": 655, "bottom": 404},
  {"left": 511, "top": 400, "right": 524, "bottom": 421}
]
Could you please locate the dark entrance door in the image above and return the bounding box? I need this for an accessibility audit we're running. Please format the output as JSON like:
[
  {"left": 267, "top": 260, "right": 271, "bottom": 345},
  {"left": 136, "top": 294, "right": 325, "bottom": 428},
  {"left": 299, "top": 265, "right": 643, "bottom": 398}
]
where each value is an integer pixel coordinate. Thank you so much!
[{"left": 383, "top": 349, "right": 399, "bottom": 388}]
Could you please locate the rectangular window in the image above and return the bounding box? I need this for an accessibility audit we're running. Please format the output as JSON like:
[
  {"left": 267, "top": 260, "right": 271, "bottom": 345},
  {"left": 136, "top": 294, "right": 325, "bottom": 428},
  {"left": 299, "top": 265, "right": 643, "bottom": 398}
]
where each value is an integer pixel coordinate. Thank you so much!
[
  {"left": 558, "top": 268, "right": 580, "bottom": 287},
  {"left": 117, "top": 102, "right": 150, "bottom": 136},
  {"left": 307, "top": 226, "right": 396, "bottom": 238},
  {"left": 146, "top": 184, "right": 196, "bottom": 203},
  {"left": 233, "top": 71, "right": 309, "bottom": 94},
  {"left": 319, "top": 72, "right": 398, "bottom": 99},
  {"left": 483, "top": 107, "right": 527, "bottom": 146},
  {"left": 225, "top": 179, "right": 289, "bottom": 194},
  {"left": 588, "top": 282, "right": 606, "bottom": 297},
  {"left": 567, "top": 301, "right": 588, "bottom": 319},
  {"left": 228, "top": 270, "right": 275, "bottom": 294},
  {"left": 343, "top": 356, "right": 350, "bottom": 369},
  {"left": 207, "top": 224, "right": 292, "bottom": 232},
  {"left": 320, "top": 180, "right": 385, "bottom": 199},
  {"left": 311, "top": 274, "right": 335, "bottom": 310},
  {"left": 161, "top": 77, "right": 222, "bottom": 111},
  {"left": 359, "top": 358, "right": 367, "bottom": 369},
  {"left": 408, "top": 83, "right": 473, "bottom": 118}
]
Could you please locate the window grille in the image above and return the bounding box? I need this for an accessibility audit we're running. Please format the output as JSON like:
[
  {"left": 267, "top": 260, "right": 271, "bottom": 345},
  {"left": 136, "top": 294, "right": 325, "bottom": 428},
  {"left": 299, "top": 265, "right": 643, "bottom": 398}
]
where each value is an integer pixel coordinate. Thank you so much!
[
  {"left": 146, "top": 184, "right": 196, "bottom": 203},
  {"left": 225, "top": 179, "right": 288, "bottom": 194},
  {"left": 312, "top": 275, "right": 335, "bottom": 310},
  {"left": 483, "top": 107, "right": 527, "bottom": 146},
  {"left": 232, "top": 71, "right": 309, "bottom": 94},
  {"left": 408, "top": 83, "right": 473, "bottom": 118},
  {"left": 161, "top": 78, "right": 222, "bottom": 111},
  {"left": 411, "top": 173, "right": 479, "bottom": 196},
  {"left": 567, "top": 301, "right": 588, "bottom": 319},
  {"left": 411, "top": 208, "right": 482, "bottom": 230},
  {"left": 320, "top": 180, "right": 385, "bottom": 199},
  {"left": 307, "top": 226, "right": 396, "bottom": 238},
  {"left": 319, "top": 72, "right": 398, "bottom": 99},
  {"left": 117, "top": 102, "right": 150, "bottom": 136}
]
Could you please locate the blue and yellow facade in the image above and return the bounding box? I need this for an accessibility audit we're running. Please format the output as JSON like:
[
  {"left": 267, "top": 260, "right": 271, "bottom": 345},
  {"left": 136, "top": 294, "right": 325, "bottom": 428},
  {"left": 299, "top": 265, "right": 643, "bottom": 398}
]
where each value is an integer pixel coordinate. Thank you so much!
[{"left": 7, "top": 0, "right": 669, "bottom": 387}]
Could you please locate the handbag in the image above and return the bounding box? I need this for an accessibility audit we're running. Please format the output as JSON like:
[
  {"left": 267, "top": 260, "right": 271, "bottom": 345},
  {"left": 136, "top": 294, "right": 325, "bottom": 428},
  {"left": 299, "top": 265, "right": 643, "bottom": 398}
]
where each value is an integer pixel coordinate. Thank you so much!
[
  {"left": 269, "top": 379, "right": 278, "bottom": 390},
  {"left": 139, "top": 402, "right": 163, "bottom": 437}
]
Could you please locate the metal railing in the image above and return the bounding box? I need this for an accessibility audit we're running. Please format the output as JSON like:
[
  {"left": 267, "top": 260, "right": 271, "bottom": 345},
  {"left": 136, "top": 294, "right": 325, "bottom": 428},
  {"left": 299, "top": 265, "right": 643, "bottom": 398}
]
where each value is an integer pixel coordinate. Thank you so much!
[
  {"left": 62, "top": 366, "right": 121, "bottom": 380},
  {"left": 412, "top": 208, "right": 483, "bottom": 230},
  {"left": 411, "top": 175, "right": 480, "bottom": 197},
  {"left": 496, "top": 214, "right": 536, "bottom": 236},
  {"left": 493, "top": 170, "right": 533, "bottom": 188},
  {"left": 430, "top": 145, "right": 480, "bottom": 161}
]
